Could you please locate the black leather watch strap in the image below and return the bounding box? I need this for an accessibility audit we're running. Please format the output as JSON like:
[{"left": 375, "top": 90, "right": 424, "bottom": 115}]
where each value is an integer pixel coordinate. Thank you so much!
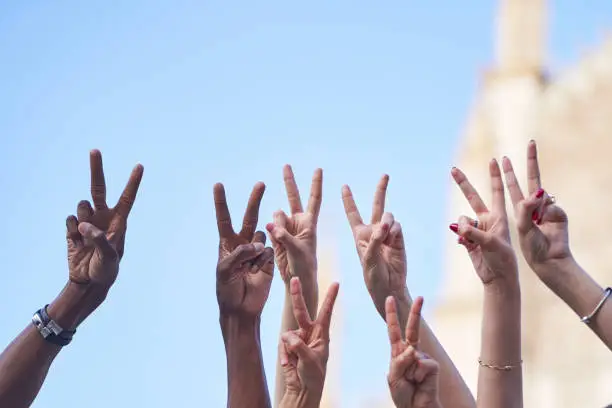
[{"left": 32, "top": 305, "right": 76, "bottom": 347}]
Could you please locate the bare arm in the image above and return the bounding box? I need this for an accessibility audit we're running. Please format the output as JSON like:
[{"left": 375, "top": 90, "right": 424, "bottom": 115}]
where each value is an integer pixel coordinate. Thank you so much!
[
  {"left": 222, "top": 315, "right": 271, "bottom": 408},
  {"left": 0, "top": 283, "right": 105, "bottom": 408},
  {"left": 395, "top": 291, "right": 476, "bottom": 408},
  {"left": 537, "top": 258, "right": 612, "bottom": 349},
  {"left": 476, "top": 281, "right": 522, "bottom": 408}
]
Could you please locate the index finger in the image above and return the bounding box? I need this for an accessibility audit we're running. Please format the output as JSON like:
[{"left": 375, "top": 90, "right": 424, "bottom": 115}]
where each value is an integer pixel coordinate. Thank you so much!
[
  {"left": 526, "top": 140, "right": 541, "bottom": 195},
  {"left": 385, "top": 296, "right": 403, "bottom": 357},
  {"left": 341, "top": 185, "right": 364, "bottom": 230},
  {"left": 501, "top": 157, "right": 526, "bottom": 207},
  {"left": 405, "top": 296, "right": 423, "bottom": 347},
  {"left": 239, "top": 182, "right": 266, "bottom": 241},
  {"left": 451, "top": 167, "right": 488, "bottom": 215},
  {"left": 213, "top": 183, "right": 234, "bottom": 238},
  {"left": 315, "top": 282, "right": 340, "bottom": 334},
  {"left": 89, "top": 150, "right": 108, "bottom": 210},
  {"left": 371, "top": 174, "right": 389, "bottom": 223},
  {"left": 283, "top": 165, "right": 303, "bottom": 215},
  {"left": 289, "top": 277, "right": 312, "bottom": 329},
  {"left": 489, "top": 159, "right": 506, "bottom": 214},
  {"left": 306, "top": 168, "right": 323, "bottom": 221},
  {"left": 114, "top": 164, "right": 144, "bottom": 219}
]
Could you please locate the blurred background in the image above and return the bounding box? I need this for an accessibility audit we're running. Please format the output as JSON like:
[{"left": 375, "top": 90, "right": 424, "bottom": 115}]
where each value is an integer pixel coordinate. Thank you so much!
[{"left": 0, "top": 1, "right": 611, "bottom": 407}]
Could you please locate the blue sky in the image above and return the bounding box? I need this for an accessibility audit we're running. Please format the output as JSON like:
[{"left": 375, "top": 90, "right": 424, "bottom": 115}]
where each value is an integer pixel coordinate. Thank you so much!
[{"left": 0, "top": 1, "right": 610, "bottom": 407}]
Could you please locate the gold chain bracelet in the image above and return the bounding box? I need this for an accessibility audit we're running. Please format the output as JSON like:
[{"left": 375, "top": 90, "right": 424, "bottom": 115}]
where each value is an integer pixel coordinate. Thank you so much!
[{"left": 478, "top": 358, "right": 522, "bottom": 371}]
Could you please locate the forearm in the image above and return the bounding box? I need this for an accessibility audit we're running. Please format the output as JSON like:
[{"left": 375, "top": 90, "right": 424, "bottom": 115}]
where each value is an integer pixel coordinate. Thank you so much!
[
  {"left": 222, "top": 314, "right": 271, "bottom": 408},
  {"left": 477, "top": 281, "right": 522, "bottom": 408},
  {"left": 274, "top": 278, "right": 318, "bottom": 407},
  {"left": 395, "top": 292, "right": 476, "bottom": 408},
  {"left": 537, "top": 257, "right": 612, "bottom": 349},
  {"left": 0, "top": 282, "right": 105, "bottom": 408}
]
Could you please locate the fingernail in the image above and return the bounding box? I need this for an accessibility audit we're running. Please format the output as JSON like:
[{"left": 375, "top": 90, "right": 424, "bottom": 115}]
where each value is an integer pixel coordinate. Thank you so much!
[
  {"left": 532, "top": 211, "right": 539, "bottom": 221},
  {"left": 449, "top": 223, "right": 459, "bottom": 233},
  {"left": 253, "top": 242, "right": 265, "bottom": 251},
  {"left": 265, "top": 223, "right": 274, "bottom": 232},
  {"left": 536, "top": 188, "right": 545, "bottom": 198},
  {"left": 381, "top": 223, "right": 390, "bottom": 231}
]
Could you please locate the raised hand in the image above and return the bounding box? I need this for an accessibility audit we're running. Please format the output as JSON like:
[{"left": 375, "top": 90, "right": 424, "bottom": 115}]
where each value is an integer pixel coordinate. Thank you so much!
[
  {"left": 266, "top": 166, "right": 322, "bottom": 292},
  {"left": 342, "top": 175, "right": 407, "bottom": 317},
  {"left": 448, "top": 160, "right": 518, "bottom": 284},
  {"left": 214, "top": 182, "right": 274, "bottom": 316},
  {"left": 386, "top": 296, "right": 440, "bottom": 408},
  {"left": 67, "top": 150, "right": 144, "bottom": 288},
  {"left": 502, "top": 140, "right": 571, "bottom": 273},
  {"left": 279, "top": 278, "right": 339, "bottom": 408}
]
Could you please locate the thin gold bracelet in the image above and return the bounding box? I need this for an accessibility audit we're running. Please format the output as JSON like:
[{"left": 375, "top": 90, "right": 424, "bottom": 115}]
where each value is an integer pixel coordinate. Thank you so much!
[{"left": 478, "top": 358, "right": 522, "bottom": 371}]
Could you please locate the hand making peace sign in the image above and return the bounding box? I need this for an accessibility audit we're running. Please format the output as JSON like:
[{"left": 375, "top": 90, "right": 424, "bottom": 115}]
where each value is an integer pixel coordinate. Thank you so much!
[
  {"left": 449, "top": 160, "right": 518, "bottom": 285},
  {"left": 342, "top": 175, "right": 407, "bottom": 318},
  {"left": 279, "top": 277, "right": 340, "bottom": 408},
  {"left": 66, "top": 150, "right": 144, "bottom": 289},
  {"left": 214, "top": 182, "right": 275, "bottom": 317},
  {"left": 266, "top": 166, "right": 322, "bottom": 303},
  {"left": 502, "top": 140, "right": 571, "bottom": 274},
  {"left": 386, "top": 296, "right": 440, "bottom": 408}
]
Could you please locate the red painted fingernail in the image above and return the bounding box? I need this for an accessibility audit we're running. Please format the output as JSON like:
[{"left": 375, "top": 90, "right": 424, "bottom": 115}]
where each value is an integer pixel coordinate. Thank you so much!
[
  {"left": 381, "top": 223, "right": 390, "bottom": 231},
  {"left": 265, "top": 223, "right": 275, "bottom": 232},
  {"left": 532, "top": 211, "right": 539, "bottom": 221},
  {"left": 536, "top": 188, "right": 544, "bottom": 198},
  {"left": 449, "top": 223, "right": 459, "bottom": 233}
]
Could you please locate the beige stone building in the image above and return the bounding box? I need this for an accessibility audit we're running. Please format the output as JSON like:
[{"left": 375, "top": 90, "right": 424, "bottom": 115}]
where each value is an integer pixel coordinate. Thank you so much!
[{"left": 434, "top": 0, "right": 612, "bottom": 407}]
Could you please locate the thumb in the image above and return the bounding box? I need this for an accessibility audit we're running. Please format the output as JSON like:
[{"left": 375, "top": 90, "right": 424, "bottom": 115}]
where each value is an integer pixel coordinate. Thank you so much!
[
  {"left": 281, "top": 331, "right": 317, "bottom": 365},
  {"left": 266, "top": 223, "right": 300, "bottom": 253},
  {"left": 78, "top": 222, "right": 117, "bottom": 261},
  {"left": 218, "top": 243, "right": 266, "bottom": 281},
  {"left": 363, "top": 222, "right": 390, "bottom": 268},
  {"left": 516, "top": 188, "right": 545, "bottom": 234}
]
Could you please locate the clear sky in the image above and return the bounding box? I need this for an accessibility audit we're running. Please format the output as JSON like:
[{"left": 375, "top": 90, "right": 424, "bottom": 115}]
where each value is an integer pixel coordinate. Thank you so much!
[{"left": 0, "top": 1, "right": 610, "bottom": 407}]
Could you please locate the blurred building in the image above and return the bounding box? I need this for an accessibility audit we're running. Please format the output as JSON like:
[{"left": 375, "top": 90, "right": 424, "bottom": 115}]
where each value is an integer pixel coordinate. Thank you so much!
[{"left": 434, "top": 0, "right": 612, "bottom": 407}]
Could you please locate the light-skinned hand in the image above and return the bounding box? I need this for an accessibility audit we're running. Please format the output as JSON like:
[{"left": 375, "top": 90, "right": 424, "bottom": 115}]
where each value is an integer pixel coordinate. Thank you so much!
[
  {"left": 279, "top": 277, "right": 339, "bottom": 408},
  {"left": 386, "top": 296, "right": 440, "bottom": 408}
]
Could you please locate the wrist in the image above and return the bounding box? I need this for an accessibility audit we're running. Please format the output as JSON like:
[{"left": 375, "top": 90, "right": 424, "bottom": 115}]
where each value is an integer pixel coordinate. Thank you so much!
[
  {"left": 47, "top": 281, "right": 108, "bottom": 331},
  {"left": 483, "top": 277, "right": 521, "bottom": 300},
  {"left": 280, "top": 389, "right": 321, "bottom": 408},
  {"left": 534, "top": 255, "right": 580, "bottom": 287},
  {"left": 220, "top": 313, "right": 261, "bottom": 345}
]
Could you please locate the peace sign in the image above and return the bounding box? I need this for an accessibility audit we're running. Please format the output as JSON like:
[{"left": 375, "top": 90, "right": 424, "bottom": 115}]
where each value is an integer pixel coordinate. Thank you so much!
[
  {"left": 266, "top": 165, "right": 322, "bottom": 297},
  {"left": 214, "top": 182, "right": 274, "bottom": 316},
  {"left": 279, "top": 277, "right": 339, "bottom": 407},
  {"left": 502, "top": 140, "right": 571, "bottom": 272},
  {"left": 386, "top": 296, "right": 440, "bottom": 408},
  {"left": 448, "top": 160, "right": 518, "bottom": 285},
  {"left": 342, "top": 175, "right": 407, "bottom": 321},
  {"left": 67, "top": 150, "right": 143, "bottom": 288}
]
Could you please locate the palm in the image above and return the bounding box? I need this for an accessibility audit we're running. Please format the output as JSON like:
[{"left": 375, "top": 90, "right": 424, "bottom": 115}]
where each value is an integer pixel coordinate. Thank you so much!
[
  {"left": 355, "top": 224, "right": 406, "bottom": 293},
  {"left": 465, "top": 216, "right": 516, "bottom": 285},
  {"left": 274, "top": 212, "right": 317, "bottom": 282},
  {"left": 284, "top": 327, "right": 327, "bottom": 390},
  {"left": 67, "top": 150, "right": 143, "bottom": 287},
  {"left": 217, "top": 233, "right": 273, "bottom": 315},
  {"left": 521, "top": 207, "right": 570, "bottom": 265}
]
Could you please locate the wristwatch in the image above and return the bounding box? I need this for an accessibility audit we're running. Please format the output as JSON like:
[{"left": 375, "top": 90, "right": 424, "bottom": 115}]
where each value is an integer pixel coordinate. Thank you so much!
[{"left": 32, "top": 305, "right": 76, "bottom": 346}]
